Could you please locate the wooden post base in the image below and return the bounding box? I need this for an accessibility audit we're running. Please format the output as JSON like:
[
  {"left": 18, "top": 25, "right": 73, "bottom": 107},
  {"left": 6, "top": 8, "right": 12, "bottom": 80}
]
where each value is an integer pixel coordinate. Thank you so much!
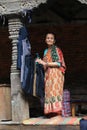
[{"left": 0, "top": 84, "right": 11, "bottom": 121}]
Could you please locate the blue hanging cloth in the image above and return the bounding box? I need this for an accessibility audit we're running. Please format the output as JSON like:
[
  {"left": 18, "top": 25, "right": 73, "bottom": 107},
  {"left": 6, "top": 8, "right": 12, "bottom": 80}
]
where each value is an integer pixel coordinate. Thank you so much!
[
  {"left": 17, "top": 26, "right": 44, "bottom": 98},
  {"left": 17, "top": 26, "right": 31, "bottom": 69},
  {"left": 36, "top": 63, "right": 45, "bottom": 98},
  {"left": 22, "top": 55, "right": 34, "bottom": 95},
  {"left": 17, "top": 26, "right": 33, "bottom": 95}
]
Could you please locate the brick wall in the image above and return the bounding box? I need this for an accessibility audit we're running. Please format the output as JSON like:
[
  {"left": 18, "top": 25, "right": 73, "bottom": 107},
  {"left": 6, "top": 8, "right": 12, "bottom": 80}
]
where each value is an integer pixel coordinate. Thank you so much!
[
  {"left": 0, "top": 27, "right": 11, "bottom": 83},
  {"left": 0, "top": 24, "right": 87, "bottom": 96}
]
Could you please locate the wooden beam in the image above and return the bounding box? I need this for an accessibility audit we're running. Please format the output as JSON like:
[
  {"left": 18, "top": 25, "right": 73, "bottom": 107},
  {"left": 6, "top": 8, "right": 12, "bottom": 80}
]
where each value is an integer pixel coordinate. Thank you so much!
[{"left": 0, "top": 0, "right": 47, "bottom": 15}]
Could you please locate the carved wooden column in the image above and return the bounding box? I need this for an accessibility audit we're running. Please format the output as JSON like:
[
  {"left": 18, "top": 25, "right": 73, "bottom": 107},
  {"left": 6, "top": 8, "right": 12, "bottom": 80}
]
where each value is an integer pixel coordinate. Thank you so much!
[{"left": 8, "top": 16, "right": 29, "bottom": 122}]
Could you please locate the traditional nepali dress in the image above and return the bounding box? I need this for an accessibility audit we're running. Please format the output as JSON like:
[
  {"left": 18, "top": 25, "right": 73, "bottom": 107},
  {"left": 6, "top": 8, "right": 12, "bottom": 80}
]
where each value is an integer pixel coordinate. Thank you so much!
[{"left": 43, "top": 45, "right": 66, "bottom": 115}]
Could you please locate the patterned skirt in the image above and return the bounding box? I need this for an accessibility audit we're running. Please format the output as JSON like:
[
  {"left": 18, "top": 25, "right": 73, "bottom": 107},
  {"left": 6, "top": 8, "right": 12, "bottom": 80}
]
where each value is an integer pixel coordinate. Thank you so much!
[{"left": 44, "top": 67, "right": 64, "bottom": 115}]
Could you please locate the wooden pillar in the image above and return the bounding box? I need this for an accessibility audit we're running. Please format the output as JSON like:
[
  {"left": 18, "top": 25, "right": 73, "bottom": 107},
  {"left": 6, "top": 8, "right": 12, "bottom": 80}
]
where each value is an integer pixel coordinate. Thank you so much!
[{"left": 8, "top": 16, "right": 29, "bottom": 122}]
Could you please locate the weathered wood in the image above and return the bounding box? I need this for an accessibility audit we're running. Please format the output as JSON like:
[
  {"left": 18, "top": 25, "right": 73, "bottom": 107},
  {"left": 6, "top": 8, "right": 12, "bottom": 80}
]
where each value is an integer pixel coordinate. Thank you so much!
[
  {"left": 8, "top": 17, "right": 29, "bottom": 122},
  {"left": 0, "top": 124, "right": 20, "bottom": 130},
  {"left": 11, "top": 73, "right": 29, "bottom": 122},
  {"left": 0, "top": 124, "right": 80, "bottom": 130},
  {"left": 71, "top": 101, "right": 87, "bottom": 117},
  {"left": 0, "top": 0, "right": 47, "bottom": 15},
  {"left": 0, "top": 84, "right": 11, "bottom": 121},
  {"left": 78, "top": 0, "right": 87, "bottom": 4},
  {"left": 21, "top": 125, "right": 80, "bottom": 130}
]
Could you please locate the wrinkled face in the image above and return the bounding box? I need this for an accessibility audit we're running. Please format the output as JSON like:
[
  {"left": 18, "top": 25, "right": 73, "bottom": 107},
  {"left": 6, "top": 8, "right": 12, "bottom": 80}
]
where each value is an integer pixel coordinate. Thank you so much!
[{"left": 45, "top": 34, "right": 55, "bottom": 46}]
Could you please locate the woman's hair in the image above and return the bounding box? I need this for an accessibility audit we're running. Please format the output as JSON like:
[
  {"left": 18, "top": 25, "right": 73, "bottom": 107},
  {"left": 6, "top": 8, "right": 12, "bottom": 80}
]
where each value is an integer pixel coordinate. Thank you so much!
[{"left": 46, "top": 32, "right": 56, "bottom": 40}]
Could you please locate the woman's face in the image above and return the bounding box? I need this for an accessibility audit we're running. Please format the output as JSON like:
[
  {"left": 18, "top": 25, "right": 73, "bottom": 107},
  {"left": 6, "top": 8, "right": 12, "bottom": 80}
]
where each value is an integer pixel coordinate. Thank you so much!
[{"left": 45, "top": 34, "right": 55, "bottom": 46}]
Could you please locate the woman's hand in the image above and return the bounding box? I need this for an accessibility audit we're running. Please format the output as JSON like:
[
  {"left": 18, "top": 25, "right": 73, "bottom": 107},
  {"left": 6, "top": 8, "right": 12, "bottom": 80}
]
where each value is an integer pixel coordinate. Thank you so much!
[{"left": 35, "top": 58, "right": 46, "bottom": 66}]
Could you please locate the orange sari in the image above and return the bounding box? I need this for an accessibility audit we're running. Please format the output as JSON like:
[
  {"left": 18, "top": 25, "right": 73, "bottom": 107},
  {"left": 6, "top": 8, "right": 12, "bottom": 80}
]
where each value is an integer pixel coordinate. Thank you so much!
[{"left": 43, "top": 47, "right": 66, "bottom": 115}]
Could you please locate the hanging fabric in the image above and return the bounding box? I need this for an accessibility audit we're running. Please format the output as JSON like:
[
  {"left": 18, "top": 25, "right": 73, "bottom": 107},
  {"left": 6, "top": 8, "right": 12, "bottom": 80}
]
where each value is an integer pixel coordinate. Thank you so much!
[
  {"left": 34, "top": 63, "right": 44, "bottom": 98},
  {"left": 33, "top": 53, "right": 44, "bottom": 98},
  {"left": 17, "top": 26, "right": 31, "bottom": 69},
  {"left": 17, "top": 27, "right": 44, "bottom": 97},
  {"left": 21, "top": 58, "right": 44, "bottom": 98},
  {"left": 21, "top": 38, "right": 31, "bottom": 83},
  {"left": 21, "top": 55, "right": 34, "bottom": 94},
  {"left": 17, "top": 26, "right": 33, "bottom": 95}
]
